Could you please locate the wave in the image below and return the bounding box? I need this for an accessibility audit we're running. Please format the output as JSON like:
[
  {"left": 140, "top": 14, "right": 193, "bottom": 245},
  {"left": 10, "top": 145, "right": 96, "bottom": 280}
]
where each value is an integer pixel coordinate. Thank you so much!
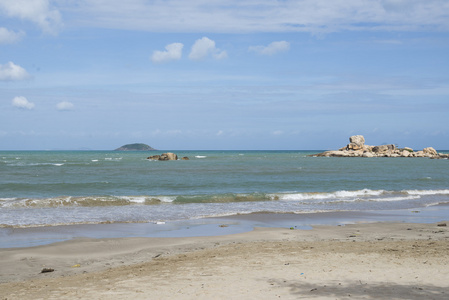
[
  {"left": 104, "top": 157, "right": 122, "bottom": 161},
  {"left": 1, "top": 189, "right": 449, "bottom": 209},
  {"left": 406, "top": 189, "right": 449, "bottom": 196},
  {"left": 0, "top": 196, "right": 172, "bottom": 208},
  {"left": 3, "top": 158, "right": 124, "bottom": 167},
  {"left": 4, "top": 162, "right": 67, "bottom": 167}
]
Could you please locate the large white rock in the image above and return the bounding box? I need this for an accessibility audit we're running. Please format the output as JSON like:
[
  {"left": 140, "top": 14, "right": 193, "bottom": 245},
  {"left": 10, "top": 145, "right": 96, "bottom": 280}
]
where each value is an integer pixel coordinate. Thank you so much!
[
  {"left": 423, "top": 147, "right": 438, "bottom": 156},
  {"left": 362, "top": 152, "right": 374, "bottom": 158},
  {"left": 162, "top": 152, "right": 178, "bottom": 160},
  {"left": 349, "top": 135, "right": 365, "bottom": 147}
]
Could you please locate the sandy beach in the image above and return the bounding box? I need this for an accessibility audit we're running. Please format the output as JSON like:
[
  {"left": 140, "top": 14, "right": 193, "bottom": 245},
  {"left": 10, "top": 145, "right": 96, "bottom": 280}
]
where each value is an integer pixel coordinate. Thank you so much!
[{"left": 1, "top": 220, "right": 448, "bottom": 300}]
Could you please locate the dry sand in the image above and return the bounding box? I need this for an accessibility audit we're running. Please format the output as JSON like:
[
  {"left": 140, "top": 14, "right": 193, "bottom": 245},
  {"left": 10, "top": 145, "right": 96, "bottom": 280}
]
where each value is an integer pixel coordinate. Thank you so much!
[{"left": 1, "top": 221, "right": 448, "bottom": 299}]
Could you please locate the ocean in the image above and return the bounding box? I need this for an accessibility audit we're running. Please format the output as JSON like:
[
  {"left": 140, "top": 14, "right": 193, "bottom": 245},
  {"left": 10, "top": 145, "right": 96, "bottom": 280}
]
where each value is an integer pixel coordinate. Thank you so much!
[{"left": 1, "top": 150, "right": 448, "bottom": 231}]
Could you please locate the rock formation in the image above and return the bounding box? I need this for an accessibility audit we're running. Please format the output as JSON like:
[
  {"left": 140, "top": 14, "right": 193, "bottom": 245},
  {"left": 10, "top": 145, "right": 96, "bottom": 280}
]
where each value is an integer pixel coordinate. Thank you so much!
[
  {"left": 311, "top": 136, "right": 448, "bottom": 159},
  {"left": 147, "top": 152, "right": 186, "bottom": 161},
  {"left": 347, "top": 135, "right": 365, "bottom": 150}
]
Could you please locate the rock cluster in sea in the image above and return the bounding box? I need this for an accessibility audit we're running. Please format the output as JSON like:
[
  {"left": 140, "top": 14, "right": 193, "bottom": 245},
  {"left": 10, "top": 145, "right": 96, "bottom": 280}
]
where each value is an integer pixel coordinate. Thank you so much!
[
  {"left": 311, "top": 135, "right": 448, "bottom": 159},
  {"left": 147, "top": 152, "right": 189, "bottom": 161}
]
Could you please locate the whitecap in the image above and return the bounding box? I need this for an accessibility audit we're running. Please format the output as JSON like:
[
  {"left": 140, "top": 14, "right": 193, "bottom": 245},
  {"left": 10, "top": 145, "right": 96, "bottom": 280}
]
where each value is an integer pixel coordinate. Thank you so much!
[
  {"left": 404, "top": 189, "right": 449, "bottom": 196},
  {"left": 274, "top": 189, "right": 387, "bottom": 202},
  {"left": 158, "top": 196, "right": 177, "bottom": 203},
  {"left": 119, "top": 196, "right": 147, "bottom": 204}
]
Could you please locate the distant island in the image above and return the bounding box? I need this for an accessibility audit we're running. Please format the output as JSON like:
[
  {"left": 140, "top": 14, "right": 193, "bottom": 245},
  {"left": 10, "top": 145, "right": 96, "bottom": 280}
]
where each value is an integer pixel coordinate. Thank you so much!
[{"left": 114, "top": 143, "right": 156, "bottom": 151}]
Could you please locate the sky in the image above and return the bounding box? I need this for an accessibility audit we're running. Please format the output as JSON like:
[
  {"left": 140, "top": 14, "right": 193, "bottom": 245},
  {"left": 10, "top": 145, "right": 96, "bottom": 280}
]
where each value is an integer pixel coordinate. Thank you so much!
[{"left": 1, "top": 0, "right": 449, "bottom": 150}]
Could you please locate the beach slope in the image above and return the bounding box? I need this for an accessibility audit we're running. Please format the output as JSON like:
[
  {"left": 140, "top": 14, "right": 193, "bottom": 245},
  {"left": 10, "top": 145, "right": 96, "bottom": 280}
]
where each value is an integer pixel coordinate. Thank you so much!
[{"left": 1, "top": 222, "right": 448, "bottom": 299}]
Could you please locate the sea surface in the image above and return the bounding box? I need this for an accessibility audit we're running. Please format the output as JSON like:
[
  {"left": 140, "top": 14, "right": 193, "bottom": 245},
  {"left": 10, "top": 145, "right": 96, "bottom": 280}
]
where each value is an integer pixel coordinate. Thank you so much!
[{"left": 1, "top": 150, "right": 449, "bottom": 229}]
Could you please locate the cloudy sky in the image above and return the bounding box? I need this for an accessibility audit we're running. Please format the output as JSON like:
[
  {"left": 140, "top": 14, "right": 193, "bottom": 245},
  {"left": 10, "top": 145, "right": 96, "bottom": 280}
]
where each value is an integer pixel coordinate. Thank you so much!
[{"left": 1, "top": 0, "right": 448, "bottom": 150}]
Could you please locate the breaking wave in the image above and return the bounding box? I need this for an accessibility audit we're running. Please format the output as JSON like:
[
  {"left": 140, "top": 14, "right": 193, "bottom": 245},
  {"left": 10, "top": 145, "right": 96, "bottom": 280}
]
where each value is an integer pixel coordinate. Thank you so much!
[{"left": 2, "top": 189, "right": 449, "bottom": 209}]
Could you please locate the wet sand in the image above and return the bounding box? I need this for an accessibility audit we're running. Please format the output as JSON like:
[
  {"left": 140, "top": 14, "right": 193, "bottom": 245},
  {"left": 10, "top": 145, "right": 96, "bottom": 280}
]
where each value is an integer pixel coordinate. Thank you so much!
[
  {"left": 1, "top": 221, "right": 448, "bottom": 299},
  {"left": 3, "top": 205, "right": 449, "bottom": 249}
]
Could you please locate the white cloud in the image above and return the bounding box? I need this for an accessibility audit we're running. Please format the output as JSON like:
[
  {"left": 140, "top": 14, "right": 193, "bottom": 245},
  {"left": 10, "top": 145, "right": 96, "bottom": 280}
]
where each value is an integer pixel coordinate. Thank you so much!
[
  {"left": 55, "top": 0, "right": 449, "bottom": 33},
  {"left": 56, "top": 101, "right": 74, "bottom": 111},
  {"left": 213, "top": 50, "right": 228, "bottom": 60},
  {"left": 249, "top": 41, "right": 290, "bottom": 55},
  {"left": 0, "top": 62, "right": 30, "bottom": 81},
  {"left": 12, "top": 96, "right": 35, "bottom": 110},
  {"left": 0, "top": 0, "right": 62, "bottom": 34},
  {"left": 151, "top": 43, "right": 183, "bottom": 63},
  {"left": 0, "top": 27, "right": 25, "bottom": 44},
  {"left": 189, "top": 37, "right": 227, "bottom": 61},
  {"left": 381, "top": 0, "right": 414, "bottom": 12}
]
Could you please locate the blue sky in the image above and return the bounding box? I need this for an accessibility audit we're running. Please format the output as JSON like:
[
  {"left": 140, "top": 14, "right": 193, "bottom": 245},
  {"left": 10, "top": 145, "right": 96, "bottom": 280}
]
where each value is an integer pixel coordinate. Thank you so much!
[{"left": 1, "top": 0, "right": 449, "bottom": 150}]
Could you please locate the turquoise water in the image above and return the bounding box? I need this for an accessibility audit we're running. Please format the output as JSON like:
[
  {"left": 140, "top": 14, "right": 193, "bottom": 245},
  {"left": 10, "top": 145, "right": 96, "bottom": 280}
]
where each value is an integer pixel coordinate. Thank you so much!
[{"left": 1, "top": 150, "right": 448, "bottom": 227}]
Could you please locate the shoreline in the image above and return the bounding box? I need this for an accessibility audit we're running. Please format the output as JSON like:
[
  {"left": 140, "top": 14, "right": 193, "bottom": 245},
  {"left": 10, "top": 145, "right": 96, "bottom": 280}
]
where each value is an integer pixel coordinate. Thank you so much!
[
  {"left": 1, "top": 220, "right": 448, "bottom": 299},
  {"left": 2, "top": 204, "right": 449, "bottom": 249}
]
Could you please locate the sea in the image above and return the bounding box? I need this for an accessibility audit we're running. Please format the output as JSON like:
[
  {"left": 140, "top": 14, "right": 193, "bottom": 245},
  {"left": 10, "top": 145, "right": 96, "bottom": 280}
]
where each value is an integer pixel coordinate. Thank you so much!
[{"left": 1, "top": 150, "right": 449, "bottom": 247}]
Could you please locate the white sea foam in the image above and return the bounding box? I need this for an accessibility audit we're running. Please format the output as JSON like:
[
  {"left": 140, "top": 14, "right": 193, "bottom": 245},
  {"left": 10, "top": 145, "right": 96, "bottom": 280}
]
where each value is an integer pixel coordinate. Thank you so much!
[
  {"left": 273, "top": 189, "right": 449, "bottom": 205},
  {"left": 425, "top": 201, "right": 449, "bottom": 207},
  {"left": 119, "top": 196, "right": 147, "bottom": 204},
  {"left": 7, "top": 162, "right": 66, "bottom": 167},
  {"left": 157, "top": 196, "right": 177, "bottom": 203},
  {"left": 275, "top": 189, "right": 387, "bottom": 202},
  {"left": 0, "top": 197, "right": 17, "bottom": 201},
  {"left": 322, "top": 195, "right": 421, "bottom": 203},
  {"left": 335, "top": 189, "right": 384, "bottom": 198},
  {"left": 371, "top": 195, "right": 421, "bottom": 202},
  {"left": 405, "top": 189, "right": 449, "bottom": 196},
  {"left": 195, "top": 155, "right": 207, "bottom": 158}
]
